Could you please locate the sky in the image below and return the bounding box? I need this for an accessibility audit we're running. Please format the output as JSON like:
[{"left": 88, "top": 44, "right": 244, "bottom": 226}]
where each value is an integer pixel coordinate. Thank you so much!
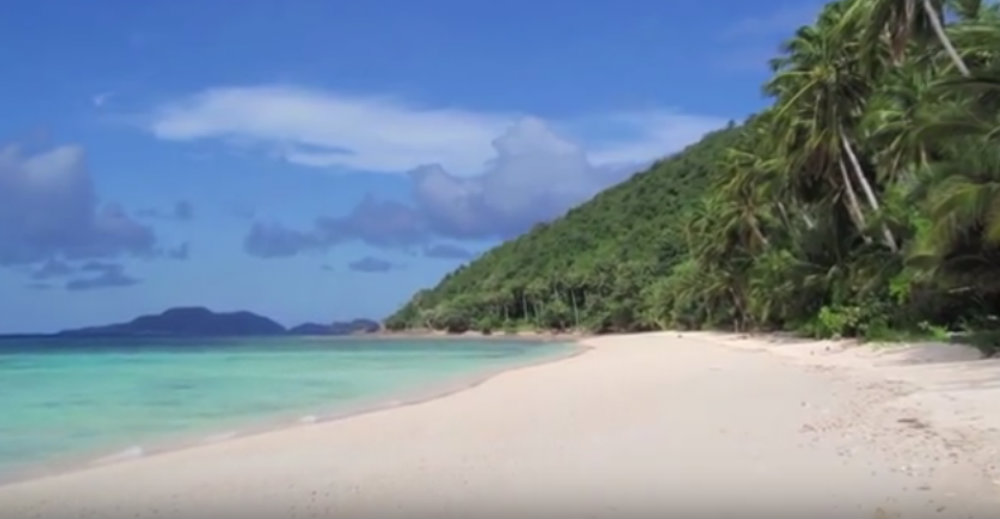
[{"left": 0, "top": 0, "right": 827, "bottom": 333}]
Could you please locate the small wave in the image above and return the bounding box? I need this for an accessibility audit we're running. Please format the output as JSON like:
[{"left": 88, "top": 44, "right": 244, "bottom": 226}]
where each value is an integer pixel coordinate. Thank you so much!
[
  {"left": 298, "top": 414, "right": 318, "bottom": 424},
  {"left": 92, "top": 445, "right": 144, "bottom": 465}
]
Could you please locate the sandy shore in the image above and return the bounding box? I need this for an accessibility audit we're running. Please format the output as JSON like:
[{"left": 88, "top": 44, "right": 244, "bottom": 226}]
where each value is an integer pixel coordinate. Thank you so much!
[
  {"left": 2, "top": 332, "right": 999, "bottom": 518},
  {"left": 373, "top": 328, "right": 591, "bottom": 342}
]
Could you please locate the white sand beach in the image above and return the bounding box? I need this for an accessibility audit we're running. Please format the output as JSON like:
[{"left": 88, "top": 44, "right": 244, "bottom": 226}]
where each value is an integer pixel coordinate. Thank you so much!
[{"left": 2, "top": 332, "right": 1000, "bottom": 518}]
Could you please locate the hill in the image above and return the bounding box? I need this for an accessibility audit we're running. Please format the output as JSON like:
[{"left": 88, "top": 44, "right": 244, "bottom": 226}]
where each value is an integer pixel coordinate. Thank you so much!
[
  {"left": 387, "top": 0, "right": 1000, "bottom": 348},
  {"left": 288, "top": 319, "right": 381, "bottom": 335},
  {"left": 60, "top": 307, "right": 286, "bottom": 337},
  {"left": 385, "top": 124, "right": 742, "bottom": 333}
]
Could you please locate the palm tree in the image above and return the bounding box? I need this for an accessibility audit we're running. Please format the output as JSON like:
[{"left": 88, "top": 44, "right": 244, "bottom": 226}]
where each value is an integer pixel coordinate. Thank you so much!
[
  {"left": 767, "top": 2, "right": 900, "bottom": 251},
  {"left": 846, "top": 0, "right": 971, "bottom": 76},
  {"left": 862, "top": 62, "right": 941, "bottom": 179},
  {"left": 718, "top": 148, "right": 774, "bottom": 250},
  {"left": 908, "top": 145, "right": 1000, "bottom": 295},
  {"left": 928, "top": 72, "right": 1000, "bottom": 143}
]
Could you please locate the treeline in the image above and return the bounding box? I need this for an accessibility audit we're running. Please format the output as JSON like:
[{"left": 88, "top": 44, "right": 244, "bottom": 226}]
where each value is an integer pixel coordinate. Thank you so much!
[{"left": 387, "top": 0, "right": 1000, "bottom": 350}]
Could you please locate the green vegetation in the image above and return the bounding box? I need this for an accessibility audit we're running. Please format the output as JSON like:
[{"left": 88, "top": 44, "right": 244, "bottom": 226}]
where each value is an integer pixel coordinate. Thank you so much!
[
  {"left": 386, "top": 126, "right": 742, "bottom": 333},
  {"left": 387, "top": 0, "right": 1000, "bottom": 351}
]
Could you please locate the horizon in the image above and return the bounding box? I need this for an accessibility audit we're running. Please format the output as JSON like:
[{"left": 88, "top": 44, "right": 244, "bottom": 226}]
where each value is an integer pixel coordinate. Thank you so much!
[{"left": 0, "top": 0, "right": 826, "bottom": 333}]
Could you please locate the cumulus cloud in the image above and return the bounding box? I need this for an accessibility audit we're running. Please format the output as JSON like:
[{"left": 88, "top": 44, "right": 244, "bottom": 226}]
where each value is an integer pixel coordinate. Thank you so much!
[
  {"left": 240, "top": 114, "right": 726, "bottom": 255},
  {"left": 65, "top": 262, "right": 139, "bottom": 291},
  {"left": 243, "top": 197, "right": 427, "bottom": 258},
  {"left": 0, "top": 144, "right": 156, "bottom": 266},
  {"left": 315, "top": 196, "right": 427, "bottom": 247},
  {"left": 423, "top": 243, "right": 475, "bottom": 260},
  {"left": 161, "top": 86, "right": 726, "bottom": 257},
  {"left": 408, "top": 117, "right": 636, "bottom": 239},
  {"left": 244, "top": 223, "right": 317, "bottom": 258},
  {"left": 347, "top": 256, "right": 396, "bottom": 273}
]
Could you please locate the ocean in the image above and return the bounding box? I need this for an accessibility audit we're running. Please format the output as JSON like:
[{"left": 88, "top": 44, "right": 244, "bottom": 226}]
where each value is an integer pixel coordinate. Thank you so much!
[{"left": 0, "top": 336, "right": 575, "bottom": 480}]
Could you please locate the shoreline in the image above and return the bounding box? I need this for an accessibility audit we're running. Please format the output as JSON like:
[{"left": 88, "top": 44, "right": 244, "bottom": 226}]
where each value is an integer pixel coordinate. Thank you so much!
[
  {"left": 3, "top": 331, "right": 1000, "bottom": 517},
  {"left": 0, "top": 338, "right": 585, "bottom": 487},
  {"left": 372, "top": 328, "right": 592, "bottom": 342}
]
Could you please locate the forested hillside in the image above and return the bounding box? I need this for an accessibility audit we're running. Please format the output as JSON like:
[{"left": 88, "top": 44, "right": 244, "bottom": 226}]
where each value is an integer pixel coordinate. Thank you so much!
[
  {"left": 387, "top": 0, "right": 1000, "bottom": 348},
  {"left": 385, "top": 125, "right": 741, "bottom": 333}
]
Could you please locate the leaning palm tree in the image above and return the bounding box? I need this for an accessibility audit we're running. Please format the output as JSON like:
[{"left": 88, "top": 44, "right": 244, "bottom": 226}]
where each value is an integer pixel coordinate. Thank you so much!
[
  {"left": 845, "top": 0, "right": 972, "bottom": 76},
  {"left": 767, "top": 2, "right": 900, "bottom": 251}
]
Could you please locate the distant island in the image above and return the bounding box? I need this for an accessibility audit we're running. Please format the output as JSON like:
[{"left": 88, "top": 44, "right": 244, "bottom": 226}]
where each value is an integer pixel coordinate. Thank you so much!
[
  {"left": 287, "top": 319, "right": 381, "bottom": 336},
  {"left": 51, "top": 307, "right": 380, "bottom": 337}
]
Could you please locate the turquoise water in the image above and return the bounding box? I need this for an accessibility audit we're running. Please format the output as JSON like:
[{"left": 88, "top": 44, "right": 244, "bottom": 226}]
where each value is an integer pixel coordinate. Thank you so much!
[{"left": 0, "top": 336, "right": 573, "bottom": 477}]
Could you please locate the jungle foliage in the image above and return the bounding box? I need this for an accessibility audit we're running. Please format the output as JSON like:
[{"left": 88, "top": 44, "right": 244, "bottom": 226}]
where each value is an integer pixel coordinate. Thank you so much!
[{"left": 386, "top": 0, "right": 1000, "bottom": 350}]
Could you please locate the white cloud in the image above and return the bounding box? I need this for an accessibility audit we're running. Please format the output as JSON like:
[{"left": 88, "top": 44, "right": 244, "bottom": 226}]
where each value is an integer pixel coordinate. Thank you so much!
[
  {"left": 0, "top": 144, "right": 156, "bottom": 266},
  {"left": 241, "top": 113, "right": 730, "bottom": 253},
  {"left": 153, "top": 86, "right": 731, "bottom": 249},
  {"left": 147, "top": 85, "right": 726, "bottom": 177},
  {"left": 150, "top": 86, "right": 510, "bottom": 176},
  {"left": 410, "top": 117, "right": 615, "bottom": 238}
]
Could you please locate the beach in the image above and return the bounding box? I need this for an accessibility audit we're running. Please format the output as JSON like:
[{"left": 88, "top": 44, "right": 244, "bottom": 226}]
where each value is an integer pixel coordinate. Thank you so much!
[{"left": 1, "top": 332, "right": 999, "bottom": 518}]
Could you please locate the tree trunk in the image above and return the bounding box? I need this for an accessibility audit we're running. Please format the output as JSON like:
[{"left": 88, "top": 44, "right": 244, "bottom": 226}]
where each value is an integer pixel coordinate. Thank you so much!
[
  {"left": 728, "top": 286, "right": 745, "bottom": 332},
  {"left": 749, "top": 214, "right": 770, "bottom": 249},
  {"left": 570, "top": 290, "right": 580, "bottom": 329},
  {"left": 841, "top": 134, "right": 899, "bottom": 251},
  {"left": 923, "top": 0, "right": 971, "bottom": 77},
  {"left": 842, "top": 134, "right": 880, "bottom": 211},
  {"left": 839, "top": 159, "right": 873, "bottom": 244}
]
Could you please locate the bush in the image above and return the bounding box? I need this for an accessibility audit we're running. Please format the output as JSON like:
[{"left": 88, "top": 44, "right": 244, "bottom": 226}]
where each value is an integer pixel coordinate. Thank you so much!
[
  {"left": 475, "top": 315, "right": 501, "bottom": 335},
  {"left": 807, "top": 305, "right": 866, "bottom": 339},
  {"left": 423, "top": 304, "right": 472, "bottom": 334}
]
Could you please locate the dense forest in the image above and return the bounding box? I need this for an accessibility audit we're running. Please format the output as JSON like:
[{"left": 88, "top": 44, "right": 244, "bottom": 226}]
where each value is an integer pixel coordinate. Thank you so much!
[{"left": 386, "top": 0, "right": 1000, "bottom": 350}]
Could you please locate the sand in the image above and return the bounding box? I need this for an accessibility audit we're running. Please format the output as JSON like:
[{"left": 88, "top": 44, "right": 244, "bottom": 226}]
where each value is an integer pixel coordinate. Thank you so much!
[{"left": 2, "top": 332, "right": 1000, "bottom": 518}]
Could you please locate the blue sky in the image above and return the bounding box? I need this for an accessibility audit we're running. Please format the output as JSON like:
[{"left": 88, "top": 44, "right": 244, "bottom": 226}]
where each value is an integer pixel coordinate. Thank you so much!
[{"left": 0, "top": 0, "right": 825, "bottom": 333}]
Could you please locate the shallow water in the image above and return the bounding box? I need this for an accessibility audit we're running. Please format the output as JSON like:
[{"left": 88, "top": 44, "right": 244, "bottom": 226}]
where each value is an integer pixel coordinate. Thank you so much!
[{"left": 0, "top": 336, "right": 573, "bottom": 477}]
